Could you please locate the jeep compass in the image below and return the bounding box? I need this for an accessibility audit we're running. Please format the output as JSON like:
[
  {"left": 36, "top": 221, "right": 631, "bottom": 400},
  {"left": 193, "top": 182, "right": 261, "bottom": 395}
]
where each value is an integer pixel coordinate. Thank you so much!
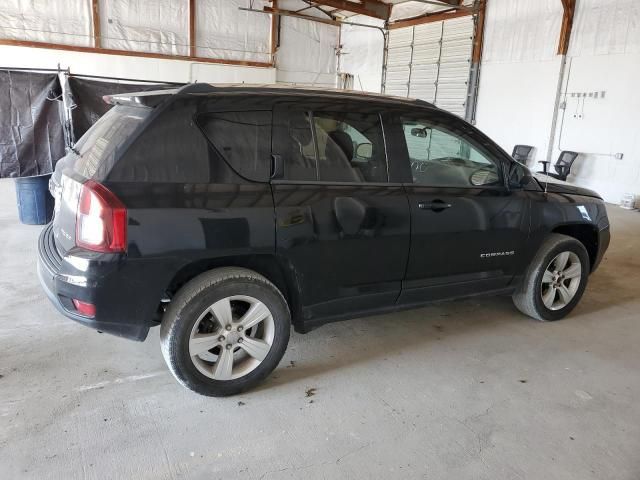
[{"left": 38, "top": 84, "right": 610, "bottom": 396}]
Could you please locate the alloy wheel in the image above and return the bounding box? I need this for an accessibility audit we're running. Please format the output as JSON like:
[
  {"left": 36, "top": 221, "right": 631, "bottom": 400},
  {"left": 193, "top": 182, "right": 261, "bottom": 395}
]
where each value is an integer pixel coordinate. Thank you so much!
[
  {"left": 540, "top": 251, "right": 582, "bottom": 310},
  {"left": 188, "top": 295, "right": 275, "bottom": 380}
]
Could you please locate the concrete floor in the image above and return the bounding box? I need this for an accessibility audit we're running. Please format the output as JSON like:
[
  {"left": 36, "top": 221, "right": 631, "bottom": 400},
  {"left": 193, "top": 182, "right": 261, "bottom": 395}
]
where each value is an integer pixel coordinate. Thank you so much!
[{"left": 1, "top": 178, "right": 639, "bottom": 480}]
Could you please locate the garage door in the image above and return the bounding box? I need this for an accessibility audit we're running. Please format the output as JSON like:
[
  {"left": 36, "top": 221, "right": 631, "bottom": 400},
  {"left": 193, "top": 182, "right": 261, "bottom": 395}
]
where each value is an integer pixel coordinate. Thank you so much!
[{"left": 383, "top": 16, "right": 474, "bottom": 118}]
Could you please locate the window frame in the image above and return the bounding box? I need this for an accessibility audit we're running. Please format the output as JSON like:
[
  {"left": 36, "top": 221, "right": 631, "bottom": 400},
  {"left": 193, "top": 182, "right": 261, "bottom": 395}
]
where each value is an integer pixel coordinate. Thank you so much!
[
  {"left": 272, "top": 101, "right": 393, "bottom": 186},
  {"left": 393, "top": 109, "right": 510, "bottom": 190}
]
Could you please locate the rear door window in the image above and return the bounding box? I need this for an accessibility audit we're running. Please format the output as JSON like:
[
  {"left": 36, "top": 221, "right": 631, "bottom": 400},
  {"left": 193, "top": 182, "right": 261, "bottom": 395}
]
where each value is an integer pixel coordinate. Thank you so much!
[
  {"left": 274, "top": 105, "right": 388, "bottom": 183},
  {"left": 313, "top": 112, "right": 387, "bottom": 183},
  {"left": 196, "top": 111, "right": 272, "bottom": 182}
]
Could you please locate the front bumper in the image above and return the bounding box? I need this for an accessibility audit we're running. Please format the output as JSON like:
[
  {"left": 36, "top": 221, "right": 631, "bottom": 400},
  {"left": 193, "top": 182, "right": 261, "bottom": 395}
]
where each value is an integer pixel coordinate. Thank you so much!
[
  {"left": 591, "top": 224, "right": 610, "bottom": 273},
  {"left": 37, "top": 224, "right": 150, "bottom": 341}
]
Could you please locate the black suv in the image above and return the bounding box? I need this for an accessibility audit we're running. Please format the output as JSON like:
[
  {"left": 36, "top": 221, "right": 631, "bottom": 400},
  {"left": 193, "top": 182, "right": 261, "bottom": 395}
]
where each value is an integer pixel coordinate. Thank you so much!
[{"left": 38, "top": 84, "right": 610, "bottom": 396}]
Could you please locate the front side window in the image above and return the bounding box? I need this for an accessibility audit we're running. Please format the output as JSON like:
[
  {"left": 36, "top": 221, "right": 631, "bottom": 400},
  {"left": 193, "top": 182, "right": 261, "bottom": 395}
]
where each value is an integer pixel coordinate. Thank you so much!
[
  {"left": 402, "top": 117, "right": 501, "bottom": 188},
  {"left": 279, "top": 109, "right": 387, "bottom": 183}
]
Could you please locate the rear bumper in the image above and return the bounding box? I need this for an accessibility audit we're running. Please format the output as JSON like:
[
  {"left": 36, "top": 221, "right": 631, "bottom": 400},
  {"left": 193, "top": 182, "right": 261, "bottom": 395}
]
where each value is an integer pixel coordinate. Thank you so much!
[{"left": 37, "top": 224, "right": 150, "bottom": 341}]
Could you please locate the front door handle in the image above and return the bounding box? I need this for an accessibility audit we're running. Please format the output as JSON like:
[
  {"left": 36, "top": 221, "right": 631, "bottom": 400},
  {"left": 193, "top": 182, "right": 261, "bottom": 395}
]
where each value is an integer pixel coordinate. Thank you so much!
[{"left": 418, "top": 199, "right": 452, "bottom": 212}]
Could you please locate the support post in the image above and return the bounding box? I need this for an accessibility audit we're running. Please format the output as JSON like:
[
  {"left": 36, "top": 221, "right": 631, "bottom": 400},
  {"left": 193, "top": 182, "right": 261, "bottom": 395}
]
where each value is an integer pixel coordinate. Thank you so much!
[
  {"left": 557, "top": 0, "right": 576, "bottom": 55},
  {"left": 466, "top": 0, "right": 486, "bottom": 123},
  {"left": 270, "top": 0, "right": 278, "bottom": 66},
  {"left": 92, "top": 0, "right": 101, "bottom": 48},
  {"left": 189, "top": 0, "right": 196, "bottom": 58}
]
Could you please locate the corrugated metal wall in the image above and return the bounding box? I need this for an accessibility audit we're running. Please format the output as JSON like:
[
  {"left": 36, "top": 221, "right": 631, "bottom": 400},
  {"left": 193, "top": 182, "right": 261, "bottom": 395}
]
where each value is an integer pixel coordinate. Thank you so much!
[{"left": 383, "top": 16, "right": 474, "bottom": 118}]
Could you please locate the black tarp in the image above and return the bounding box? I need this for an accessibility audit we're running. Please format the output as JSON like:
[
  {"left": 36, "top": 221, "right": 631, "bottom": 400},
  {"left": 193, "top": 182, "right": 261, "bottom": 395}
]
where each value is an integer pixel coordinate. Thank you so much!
[
  {"left": 68, "top": 77, "right": 174, "bottom": 141},
  {"left": 0, "top": 71, "right": 65, "bottom": 178}
]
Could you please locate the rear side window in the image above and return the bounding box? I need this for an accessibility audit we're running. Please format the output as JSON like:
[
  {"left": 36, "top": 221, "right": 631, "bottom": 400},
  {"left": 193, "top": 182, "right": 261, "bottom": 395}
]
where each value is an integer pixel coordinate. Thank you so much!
[
  {"left": 197, "top": 111, "right": 272, "bottom": 182},
  {"left": 108, "top": 102, "right": 210, "bottom": 183},
  {"left": 277, "top": 109, "right": 387, "bottom": 183},
  {"left": 72, "top": 105, "right": 150, "bottom": 180}
]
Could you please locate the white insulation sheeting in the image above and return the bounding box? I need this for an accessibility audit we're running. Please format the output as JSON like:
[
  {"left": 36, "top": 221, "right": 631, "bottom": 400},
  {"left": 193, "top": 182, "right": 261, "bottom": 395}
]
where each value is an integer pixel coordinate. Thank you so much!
[
  {"left": 99, "top": 0, "right": 189, "bottom": 55},
  {"left": 340, "top": 16, "right": 385, "bottom": 93},
  {"left": 196, "top": 0, "right": 271, "bottom": 63},
  {"left": 0, "top": 0, "right": 92, "bottom": 47},
  {"left": 276, "top": 16, "right": 339, "bottom": 87},
  {"left": 482, "top": 0, "right": 562, "bottom": 63},
  {"left": 569, "top": 0, "right": 640, "bottom": 56}
]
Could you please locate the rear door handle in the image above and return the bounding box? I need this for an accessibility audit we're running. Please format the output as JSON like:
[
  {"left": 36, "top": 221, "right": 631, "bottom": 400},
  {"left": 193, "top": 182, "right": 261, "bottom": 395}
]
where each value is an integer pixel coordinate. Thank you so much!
[
  {"left": 418, "top": 200, "right": 452, "bottom": 212},
  {"left": 271, "top": 154, "right": 284, "bottom": 179}
]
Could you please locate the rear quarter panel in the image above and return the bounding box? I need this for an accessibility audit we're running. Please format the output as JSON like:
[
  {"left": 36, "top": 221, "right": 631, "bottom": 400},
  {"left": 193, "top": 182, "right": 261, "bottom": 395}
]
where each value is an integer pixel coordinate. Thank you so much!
[{"left": 105, "top": 181, "right": 275, "bottom": 314}]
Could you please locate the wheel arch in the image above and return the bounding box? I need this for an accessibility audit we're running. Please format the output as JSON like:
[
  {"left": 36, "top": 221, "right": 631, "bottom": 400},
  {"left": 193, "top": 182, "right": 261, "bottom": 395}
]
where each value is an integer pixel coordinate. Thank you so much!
[
  {"left": 551, "top": 223, "right": 599, "bottom": 272},
  {"left": 164, "top": 255, "right": 302, "bottom": 328}
]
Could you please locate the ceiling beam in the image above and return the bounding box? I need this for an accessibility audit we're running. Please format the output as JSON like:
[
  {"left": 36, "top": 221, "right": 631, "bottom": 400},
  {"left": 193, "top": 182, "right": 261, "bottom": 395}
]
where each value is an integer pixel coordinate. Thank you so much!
[
  {"left": 404, "top": 0, "right": 473, "bottom": 13},
  {"left": 256, "top": 6, "right": 341, "bottom": 26},
  {"left": 557, "top": 0, "right": 576, "bottom": 55},
  {"left": 388, "top": 7, "right": 472, "bottom": 29},
  {"left": 307, "top": 1, "right": 391, "bottom": 20}
]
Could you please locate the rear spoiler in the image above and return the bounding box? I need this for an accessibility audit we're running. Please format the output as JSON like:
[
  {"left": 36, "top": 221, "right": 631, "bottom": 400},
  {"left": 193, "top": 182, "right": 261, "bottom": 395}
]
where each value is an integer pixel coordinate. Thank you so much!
[{"left": 103, "top": 87, "right": 181, "bottom": 107}]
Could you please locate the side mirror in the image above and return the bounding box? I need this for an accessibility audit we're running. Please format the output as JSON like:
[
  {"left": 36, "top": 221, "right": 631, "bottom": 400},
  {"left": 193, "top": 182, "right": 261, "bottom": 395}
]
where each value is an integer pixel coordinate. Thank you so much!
[
  {"left": 507, "top": 161, "right": 530, "bottom": 189},
  {"left": 355, "top": 142, "right": 373, "bottom": 159},
  {"left": 411, "top": 127, "right": 428, "bottom": 138},
  {"left": 470, "top": 167, "right": 500, "bottom": 186}
]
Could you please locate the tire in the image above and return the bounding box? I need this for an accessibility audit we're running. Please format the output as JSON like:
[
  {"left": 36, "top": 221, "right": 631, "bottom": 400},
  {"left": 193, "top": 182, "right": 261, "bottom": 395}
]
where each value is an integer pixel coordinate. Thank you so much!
[
  {"left": 160, "top": 267, "right": 291, "bottom": 396},
  {"left": 513, "top": 234, "right": 590, "bottom": 321}
]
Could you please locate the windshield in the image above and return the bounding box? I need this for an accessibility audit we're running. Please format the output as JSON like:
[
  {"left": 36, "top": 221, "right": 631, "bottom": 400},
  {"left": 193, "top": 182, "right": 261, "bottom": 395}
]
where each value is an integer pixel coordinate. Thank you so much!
[{"left": 71, "top": 105, "right": 151, "bottom": 180}]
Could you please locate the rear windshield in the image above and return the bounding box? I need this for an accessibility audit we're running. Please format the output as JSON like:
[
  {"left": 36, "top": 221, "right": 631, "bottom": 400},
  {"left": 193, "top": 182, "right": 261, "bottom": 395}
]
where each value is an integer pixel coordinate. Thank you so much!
[{"left": 71, "top": 105, "right": 150, "bottom": 180}]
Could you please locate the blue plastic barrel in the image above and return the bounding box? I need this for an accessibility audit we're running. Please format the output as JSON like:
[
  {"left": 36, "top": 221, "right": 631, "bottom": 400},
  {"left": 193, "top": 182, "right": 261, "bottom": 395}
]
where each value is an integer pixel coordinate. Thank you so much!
[{"left": 15, "top": 174, "right": 54, "bottom": 225}]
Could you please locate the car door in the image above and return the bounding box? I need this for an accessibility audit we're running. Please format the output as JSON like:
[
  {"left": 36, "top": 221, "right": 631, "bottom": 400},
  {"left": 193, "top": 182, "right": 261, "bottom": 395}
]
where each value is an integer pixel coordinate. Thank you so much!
[
  {"left": 271, "top": 97, "right": 411, "bottom": 323},
  {"left": 390, "top": 109, "right": 530, "bottom": 305}
]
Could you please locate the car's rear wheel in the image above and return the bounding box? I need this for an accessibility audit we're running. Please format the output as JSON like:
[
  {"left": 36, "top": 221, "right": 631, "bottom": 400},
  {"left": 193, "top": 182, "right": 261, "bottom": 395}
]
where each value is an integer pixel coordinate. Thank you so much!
[
  {"left": 160, "top": 267, "right": 290, "bottom": 396},
  {"left": 513, "top": 234, "right": 590, "bottom": 321}
]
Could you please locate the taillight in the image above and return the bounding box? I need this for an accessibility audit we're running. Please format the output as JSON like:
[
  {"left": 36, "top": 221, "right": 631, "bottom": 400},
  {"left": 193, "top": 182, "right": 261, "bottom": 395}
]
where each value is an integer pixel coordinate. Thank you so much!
[{"left": 76, "top": 180, "right": 127, "bottom": 253}]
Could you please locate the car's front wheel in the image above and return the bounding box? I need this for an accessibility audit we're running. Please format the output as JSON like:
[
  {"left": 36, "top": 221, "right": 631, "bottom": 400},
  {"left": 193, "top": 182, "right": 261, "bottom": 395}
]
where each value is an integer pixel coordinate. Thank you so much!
[
  {"left": 513, "top": 233, "right": 590, "bottom": 321},
  {"left": 160, "top": 267, "right": 290, "bottom": 396}
]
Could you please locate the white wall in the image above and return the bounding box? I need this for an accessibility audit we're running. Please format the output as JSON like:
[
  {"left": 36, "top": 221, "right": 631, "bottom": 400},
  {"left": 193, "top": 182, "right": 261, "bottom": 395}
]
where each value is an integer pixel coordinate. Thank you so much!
[
  {"left": 474, "top": 0, "right": 562, "bottom": 165},
  {"left": 475, "top": 0, "right": 640, "bottom": 204},
  {"left": 0, "top": 45, "right": 276, "bottom": 84},
  {"left": 475, "top": 58, "right": 561, "bottom": 161},
  {"left": 550, "top": 0, "right": 640, "bottom": 202}
]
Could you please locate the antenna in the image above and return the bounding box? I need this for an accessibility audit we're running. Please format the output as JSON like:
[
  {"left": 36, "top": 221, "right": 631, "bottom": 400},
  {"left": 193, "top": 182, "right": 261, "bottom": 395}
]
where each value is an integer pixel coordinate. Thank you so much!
[{"left": 544, "top": 174, "right": 549, "bottom": 194}]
